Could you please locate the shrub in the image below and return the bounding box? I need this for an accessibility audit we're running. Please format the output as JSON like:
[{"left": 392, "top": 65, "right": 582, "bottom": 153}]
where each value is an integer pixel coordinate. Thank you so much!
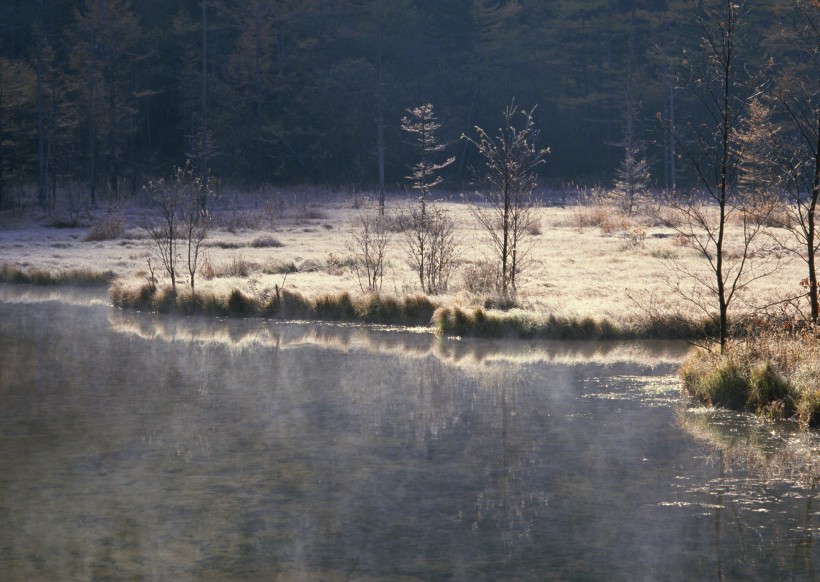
[
  {"left": 348, "top": 211, "right": 391, "bottom": 293},
  {"left": 462, "top": 260, "right": 497, "bottom": 295}
]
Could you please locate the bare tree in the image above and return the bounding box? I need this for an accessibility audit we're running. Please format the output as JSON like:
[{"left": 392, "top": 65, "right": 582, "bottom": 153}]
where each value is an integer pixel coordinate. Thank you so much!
[
  {"left": 769, "top": 0, "right": 820, "bottom": 323},
  {"left": 423, "top": 205, "right": 458, "bottom": 294},
  {"left": 463, "top": 103, "right": 548, "bottom": 296},
  {"left": 142, "top": 161, "right": 212, "bottom": 294},
  {"left": 659, "top": 0, "right": 775, "bottom": 352},
  {"left": 348, "top": 210, "right": 391, "bottom": 293},
  {"left": 142, "top": 177, "right": 181, "bottom": 293},
  {"left": 180, "top": 168, "right": 212, "bottom": 293},
  {"left": 400, "top": 103, "right": 456, "bottom": 294}
]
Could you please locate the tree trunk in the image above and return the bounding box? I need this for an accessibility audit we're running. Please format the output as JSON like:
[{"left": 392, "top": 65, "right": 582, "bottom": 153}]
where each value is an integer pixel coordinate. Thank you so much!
[
  {"left": 199, "top": 0, "right": 209, "bottom": 210},
  {"left": 376, "top": 0, "right": 385, "bottom": 214},
  {"left": 808, "top": 109, "right": 820, "bottom": 322},
  {"left": 88, "top": 7, "right": 98, "bottom": 207},
  {"left": 35, "top": 10, "right": 47, "bottom": 209}
]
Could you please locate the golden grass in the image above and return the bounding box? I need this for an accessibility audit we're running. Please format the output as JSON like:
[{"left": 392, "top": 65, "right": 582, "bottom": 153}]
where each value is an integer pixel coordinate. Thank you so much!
[
  {"left": 109, "top": 281, "right": 440, "bottom": 326},
  {"left": 680, "top": 331, "right": 820, "bottom": 427}
]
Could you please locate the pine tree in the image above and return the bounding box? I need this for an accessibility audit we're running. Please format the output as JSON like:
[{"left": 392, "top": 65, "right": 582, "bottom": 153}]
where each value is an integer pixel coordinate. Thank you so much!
[{"left": 401, "top": 103, "right": 455, "bottom": 293}]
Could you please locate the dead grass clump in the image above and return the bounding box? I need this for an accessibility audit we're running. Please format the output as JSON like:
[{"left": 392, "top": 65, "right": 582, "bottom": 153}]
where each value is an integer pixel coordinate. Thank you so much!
[
  {"left": 619, "top": 226, "right": 646, "bottom": 250},
  {"left": 110, "top": 282, "right": 175, "bottom": 312},
  {"left": 672, "top": 233, "right": 693, "bottom": 248},
  {"left": 355, "top": 294, "right": 431, "bottom": 325},
  {"left": 680, "top": 348, "right": 766, "bottom": 412},
  {"left": 209, "top": 240, "right": 245, "bottom": 249},
  {"left": 525, "top": 218, "right": 542, "bottom": 236},
  {"left": 649, "top": 247, "right": 679, "bottom": 260},
  {"left": 191, "top": 254, "right": 258, "bottom": 279},
  {"left": 251, "top": 235, "right": 284, "bottom": 248},
  {"left": 432, "top": 307, "right": 637, "bottom": 340},
  {"left": 571, "top": 201, "right": 631, "bottom": 235},
  {"left": 263, "top": 260, "right": 298, "bottom": 275},
  {"left": 598, "top": 213, "right": 632, "bottom": 236},
  {"left": 200, "top": 255, "right": 217, "bottom": 279},
  {"left": 572, "top": 204, "right": 608, "bottom": 229},
  {"left": 325, "top": 253, "right": 354, "bottom": 276},
  {"left": 83, "top": 211, "right": 125, "bottom": 242}
]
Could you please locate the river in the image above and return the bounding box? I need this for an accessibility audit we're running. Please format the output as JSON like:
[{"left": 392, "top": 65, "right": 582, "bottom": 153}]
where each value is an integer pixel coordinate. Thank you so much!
[{"left": 1, "top": 286, "right": 818, "bottom": 580}]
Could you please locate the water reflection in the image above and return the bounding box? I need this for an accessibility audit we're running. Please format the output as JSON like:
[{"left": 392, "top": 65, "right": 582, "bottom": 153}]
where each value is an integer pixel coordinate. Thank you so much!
[
  {"left": 1, "top": 288, "right": 819, "bottom": 580},
  {"left": 107, "top": 306, "right": 689, "bottom": 370},
  {"left": 676, "top": 407, "right": 820, "bottom": 580}
]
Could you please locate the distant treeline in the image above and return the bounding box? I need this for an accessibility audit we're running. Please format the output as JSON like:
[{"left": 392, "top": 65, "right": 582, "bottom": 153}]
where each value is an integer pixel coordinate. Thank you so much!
[{"left": 0, "top": 0, "right": 811, "bottom": 204}]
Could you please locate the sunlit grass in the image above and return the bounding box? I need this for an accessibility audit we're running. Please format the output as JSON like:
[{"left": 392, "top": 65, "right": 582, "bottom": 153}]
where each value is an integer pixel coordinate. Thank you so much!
[{"left": 680, "top": 332, "right": 820, "bottom": 427}]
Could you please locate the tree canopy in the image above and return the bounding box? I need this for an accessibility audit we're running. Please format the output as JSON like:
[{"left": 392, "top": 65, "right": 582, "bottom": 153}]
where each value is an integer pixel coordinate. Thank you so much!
[{"left": 0, "top": 0, "right": 811, "bottom": 199}]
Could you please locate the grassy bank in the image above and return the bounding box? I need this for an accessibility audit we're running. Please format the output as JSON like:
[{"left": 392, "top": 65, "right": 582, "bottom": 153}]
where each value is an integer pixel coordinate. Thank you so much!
[
  {"left": 0, "top": 263, "right": 114, "bottom": 286},
  {"left": 109, "top": 280, "right": 717, "bottom": 340},
  {"left": 680, "top": 333, "right": 820, "bottom": 427},
  {"left": 432, "top": 305, "right": 717, "bottom": 340},
  {"left": 109, "top": 282, "right": 439, "bottom": 327}
]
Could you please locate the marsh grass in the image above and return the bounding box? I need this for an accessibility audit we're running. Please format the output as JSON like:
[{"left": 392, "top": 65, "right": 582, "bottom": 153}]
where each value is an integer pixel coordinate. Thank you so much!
[
  {"left": 111, "top": 282, "right": 438, "bottom": 327},
  {"left": 431, "top": 305, "right": 707, "bottom": 340},
  {"left": 680, "top": 330, "right": 820, "bottom": 427},
  {"left": 0, "top": 263, "right": 113, "bottom": 286}
]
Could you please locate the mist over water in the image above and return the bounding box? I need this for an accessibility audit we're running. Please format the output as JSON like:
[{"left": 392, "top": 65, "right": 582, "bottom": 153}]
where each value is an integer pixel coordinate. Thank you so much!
[{"left": 1, "top": 286, "right": 819, "bottom": 580}]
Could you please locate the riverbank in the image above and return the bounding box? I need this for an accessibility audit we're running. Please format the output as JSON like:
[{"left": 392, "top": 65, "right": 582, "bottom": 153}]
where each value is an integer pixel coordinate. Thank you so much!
[
  {"left": 3, "top": 195, "right": 818, "bottom": 424},
  {"left": 0, "top": 197, "right": 802, "bottom": 337}
]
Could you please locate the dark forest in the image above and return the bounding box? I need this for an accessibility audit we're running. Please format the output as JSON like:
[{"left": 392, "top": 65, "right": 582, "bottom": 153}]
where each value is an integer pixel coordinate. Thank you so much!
[{"left": 0, "top": 0, "right": 811, "bottom": 204}]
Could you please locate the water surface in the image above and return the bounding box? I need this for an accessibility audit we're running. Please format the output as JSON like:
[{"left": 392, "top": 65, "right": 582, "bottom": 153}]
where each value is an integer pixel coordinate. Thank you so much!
[{"left": 1, "top": 286, "right": 819, "bottom": 580}]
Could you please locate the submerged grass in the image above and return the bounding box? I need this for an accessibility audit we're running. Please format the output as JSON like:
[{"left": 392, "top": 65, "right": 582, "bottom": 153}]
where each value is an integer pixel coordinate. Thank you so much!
[{"left": 0, "top": 263, "right": 113, "bottom": 286}]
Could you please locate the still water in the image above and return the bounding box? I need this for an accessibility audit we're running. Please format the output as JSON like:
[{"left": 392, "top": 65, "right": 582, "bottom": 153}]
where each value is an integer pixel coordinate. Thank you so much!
[{"left": 1, "top": 286, "right": 820, "bottom": 581}]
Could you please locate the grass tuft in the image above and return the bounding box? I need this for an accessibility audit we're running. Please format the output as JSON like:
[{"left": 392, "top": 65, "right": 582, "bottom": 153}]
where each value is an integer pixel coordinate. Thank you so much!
[
  {"left": 251, "top": 235, "right": 284, "bottom": 248},
  {"left": 678, "top": 334, "right": 820, "bottom": 426},
  {"left": 263, "top": 260, "right": 298, "bottom": 275}
]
